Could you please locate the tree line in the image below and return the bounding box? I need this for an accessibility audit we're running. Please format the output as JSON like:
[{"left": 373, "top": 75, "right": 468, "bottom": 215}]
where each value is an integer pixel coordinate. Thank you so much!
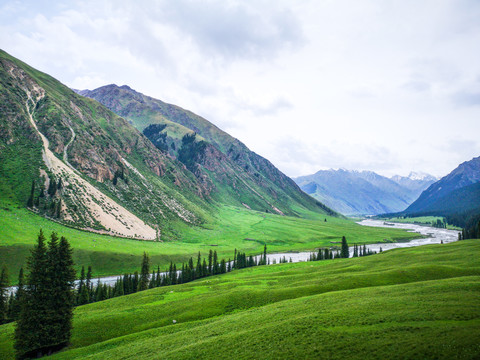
[
  {"left": 308, "top": 236, "right": 378, "bottom": 261},
  {"left": 0, "top": 232, "right": 376, "bottom": 358}
]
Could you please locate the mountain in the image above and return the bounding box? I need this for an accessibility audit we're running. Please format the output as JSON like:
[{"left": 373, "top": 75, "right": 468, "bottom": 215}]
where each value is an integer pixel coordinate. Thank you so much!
[
  {"left": 0, "top": 49, "right": 334, "bottom": 243},
  {"left": 293, "top": 169, "right": 435, "bottom": 215},
  {"left": 77, "top": 84, "right": 335, "bottom": 218},
  {"left": 0, "top": 49, "right": 216, "bottom": 240},
  {"left": 391, "top": 172, "right": 437, "bottom": 197},
  {"left": 403, "top": 156, "right": 480, "bottom": 217}
]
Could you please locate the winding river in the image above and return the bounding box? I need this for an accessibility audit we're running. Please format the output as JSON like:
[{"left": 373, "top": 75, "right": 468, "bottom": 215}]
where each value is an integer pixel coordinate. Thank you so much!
[{"left": 7, "top": 220, "right": 460, "bottom": 293}]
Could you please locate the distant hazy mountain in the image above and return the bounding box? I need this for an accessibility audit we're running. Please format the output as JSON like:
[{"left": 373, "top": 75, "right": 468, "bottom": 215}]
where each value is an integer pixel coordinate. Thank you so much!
[
  {"left": 294, "top": 169, "right": 436, "bottom": 216},
  {"left": 403, "top": 156, "right": 480, "bottom": 217},
  {"left": 391, "top": 172, "right": 437, "bottom": 198}
]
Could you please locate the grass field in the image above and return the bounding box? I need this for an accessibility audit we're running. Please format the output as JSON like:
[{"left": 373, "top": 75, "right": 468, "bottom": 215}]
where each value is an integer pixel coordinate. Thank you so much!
[
  {"left": 0, "top": 203, "right": 421, "bottom": 280},
  {"left": 0, "top": 240, "right": 478, "bottom": 359},
  {"left": 379, "top": 216, "right": 461, "bottom": 230}
]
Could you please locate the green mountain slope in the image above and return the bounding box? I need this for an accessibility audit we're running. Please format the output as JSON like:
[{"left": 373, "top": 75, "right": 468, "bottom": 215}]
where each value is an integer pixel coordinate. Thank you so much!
[
  {"left": 0, "top": 49, "right": 211, "bottom": 240},
  {"left": 404, "top": 156, "right": 480, "bottom": 217},
  {"left": 78, "top": 85, "right": 335, "bottom": 217},
  {"left": 1, "top": 240, "right": 478, "bottom": 359}
]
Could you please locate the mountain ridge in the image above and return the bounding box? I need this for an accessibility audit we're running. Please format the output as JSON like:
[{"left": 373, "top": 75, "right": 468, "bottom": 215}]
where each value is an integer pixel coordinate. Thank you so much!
[
  {"left": 294, "top": 168, "right": 436, "bottom": 215},
  {"left": 77, "top": 84, "right": 336, "bottom": 218},
  {"left": 0, "top": 49, "right": 335, "bottom": 244}
]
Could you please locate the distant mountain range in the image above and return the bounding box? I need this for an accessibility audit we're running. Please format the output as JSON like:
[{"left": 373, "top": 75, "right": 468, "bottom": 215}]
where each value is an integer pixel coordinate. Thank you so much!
[
  {"left": 294, "top": 170, "right": 436, "bottom": 215},
  {"left": 402, "top": 156, "right": 480, "bottom": 218}
]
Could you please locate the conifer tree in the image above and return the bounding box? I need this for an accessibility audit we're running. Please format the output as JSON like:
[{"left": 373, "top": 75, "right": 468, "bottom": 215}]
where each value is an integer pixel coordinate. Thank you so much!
[
  {"left": 51, "top": 236, "right": 75, "bottom": 347},
  {"left": 202, "top": 259, "right": 207, "bottom": 277},
  {"left": 14, "top": 231, "right": 76, "bottom": 358},
  {"left": 213, "top": 251, "right": 218, "bottom": 274},
  {"left": 340, "top": 236, "right": 349, "bottom": 258},
  {"left": 86, "top": 266, "right": 93, "bottom": 301},
  {"left": 156, "top": 266, "right": 161, "bottom": 287},
  {"left": 27, "top": 180, "right": 35, "bottom": 208},
  {"left": 149, "top": 271, "right": 156, "bottom": 289},
  {"left": 138, "top": 252, "right": 150, "bottom": 291},
  {"left": 208, "top": 250, "right": 213, "bottom": 275},
  {"left": 78, "top": 266, "right": 89, "bottom": 305},
  {"left": 0, "top": 265, "right": 8, "bottom": 324},
  {"left": 196, "top": 252, "right": 202, "bottom": 278},
  {"left": 15, "top": 230, "right": 49, "bottom": 358},
  {"left": 132, "top": 271, "right": 139, "bottom": 291},
  {"left": 10, "top": 267, "right": 25, "bottom": 321}
]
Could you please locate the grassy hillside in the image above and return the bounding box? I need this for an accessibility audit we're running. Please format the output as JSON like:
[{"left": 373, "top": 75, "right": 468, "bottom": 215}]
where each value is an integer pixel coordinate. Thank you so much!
[
  {"left": 79, "top": 85, "right": 334, "bottom": 217},
  {"left": 0, "top": 202, "right": 419, "bottom": 280},
  {"left": 0, "top": 49, "right": 212, "bottom": 240},
  {"left": 0, "top": 240, "right": 478, "bottom": 359}
]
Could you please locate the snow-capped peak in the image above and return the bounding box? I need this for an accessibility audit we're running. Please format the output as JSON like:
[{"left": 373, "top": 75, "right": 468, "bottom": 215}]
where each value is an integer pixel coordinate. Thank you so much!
[{"left": 407, "top": 172, "right": 436, "bottom": 181}]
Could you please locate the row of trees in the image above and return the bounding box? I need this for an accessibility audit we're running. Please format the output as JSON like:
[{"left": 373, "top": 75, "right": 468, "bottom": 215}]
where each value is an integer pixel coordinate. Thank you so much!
[
  {"left": 308, "top": 237, "right": 378, "bottom": 261},
  {"left": 71, "top": 246, "right": 272, "bottom": 305}
]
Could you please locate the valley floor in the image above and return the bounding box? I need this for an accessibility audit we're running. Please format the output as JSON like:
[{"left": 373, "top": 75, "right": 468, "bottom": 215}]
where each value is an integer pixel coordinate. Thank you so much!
[
  {"left": 0, "top": 204, "right": 420, "bottom": 280},
  {"left": 0, "top": 240, "right": 478, "bottom": 359}
]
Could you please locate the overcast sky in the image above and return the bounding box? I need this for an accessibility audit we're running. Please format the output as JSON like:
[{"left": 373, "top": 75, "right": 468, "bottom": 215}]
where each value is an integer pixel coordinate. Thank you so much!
[{"left": 1, "top": 0, "right": 480, "bottom": 178}]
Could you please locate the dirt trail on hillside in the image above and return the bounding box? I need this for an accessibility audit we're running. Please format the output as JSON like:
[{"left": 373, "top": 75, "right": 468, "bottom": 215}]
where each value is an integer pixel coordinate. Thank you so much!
[{"left": 24, "top": 91, "right": 157, "bottom": 240}]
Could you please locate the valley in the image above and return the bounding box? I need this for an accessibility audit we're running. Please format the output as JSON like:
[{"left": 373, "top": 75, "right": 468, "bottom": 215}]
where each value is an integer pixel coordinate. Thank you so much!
[
  {"left": 1, "top": 239, "right": 478, "bottom": 359},
  {"left": 0, "top": 42, "right": 479, "bottom": 360}
]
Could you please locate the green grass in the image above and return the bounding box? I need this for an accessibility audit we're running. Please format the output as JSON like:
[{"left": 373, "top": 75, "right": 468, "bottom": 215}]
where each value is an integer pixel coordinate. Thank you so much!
[
  {"left": 0, "top": 240, "right": 478, "bottom": 359},
  {"left": 0, "top": 203, "right": 420, "bottom": 280},
  {"left": 380, "top": 216, "right": 461, "bottom": 230}
]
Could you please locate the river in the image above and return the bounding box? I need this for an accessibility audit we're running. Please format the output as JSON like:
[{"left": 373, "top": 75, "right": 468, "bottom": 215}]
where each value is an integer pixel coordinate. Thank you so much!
[{"left": 7, "top": 220, "right": 460, "bottom": 293}]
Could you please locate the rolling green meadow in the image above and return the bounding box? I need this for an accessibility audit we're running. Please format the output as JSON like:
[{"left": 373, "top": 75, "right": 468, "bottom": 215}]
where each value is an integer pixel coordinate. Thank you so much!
[
  {"left": 0, "top": 202, "right": 420, "bottom": 280},
  {"left": 0, "top": 239, "right": 478, "bottom": 359}
]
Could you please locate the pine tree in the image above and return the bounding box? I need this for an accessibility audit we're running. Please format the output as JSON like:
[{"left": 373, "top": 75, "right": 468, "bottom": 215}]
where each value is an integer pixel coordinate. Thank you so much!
[
  {"left": 48, "top": 177, "right": 57, "bottom": 196},
  {"left": 55, "top": 199, "right": 62, "bottom": 218},
  {"left": 14, "top": 231, "right": 76, "bottom": 358},
  {"left": 149, "top": 271, "right": 156, "bottom": 289},
  {"left": 0, "top": 265, "right": 8, "bottom": 324},
  {"left": 196, "top": 252, "right": 202, "bottom": 278},
  {"left": 213, "top": 251, "right": 218, "bottom": 274},
  {"left": 27, "top": 180, "right": 35, "bottom": 208},
  {"left": 10, "top": 267, "right": 24, "bottom": 321},
  {"left": 51, "top": 236, "right": 75, "bottom": 347},
  {"left": 208, "top": 250, "right": 213, "bottom": 275},
  {"left": 138, "top": 252, "right": 150, "bottom": 291},
  {"left": 86, "top": 266, "right": 93, "bottom": 302},
  {"left": 78, "top": 266, "right": 89, "bottom": 305},
  {"left": 263, "top": 244, "right": 267, "bottom": 265},
  {"left": 340, "top": 236, "right": 349, "bottom": 258},
  {"left": 15, "top": 230, "right": 49, "bottom": 358}
]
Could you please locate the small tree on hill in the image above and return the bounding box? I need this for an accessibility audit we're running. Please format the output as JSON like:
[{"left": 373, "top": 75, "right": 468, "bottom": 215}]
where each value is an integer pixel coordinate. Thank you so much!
[
  {"left": 138, "top": 252, "right": 150, "bottom": 291},
  {"left": 341, "top": 236, "right": 349, "bottom": 258},
  {"left": 0, "top": 265, "right": 8, "bottom": 324},
  {"left": 27, "top": 180, "right": 35, "bottom": 208}
]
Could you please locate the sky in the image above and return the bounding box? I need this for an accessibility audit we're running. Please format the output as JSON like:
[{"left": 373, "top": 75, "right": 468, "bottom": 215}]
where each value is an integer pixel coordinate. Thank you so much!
[{"left": 1, "top": 0, "right": 480, "bottom": 179}]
